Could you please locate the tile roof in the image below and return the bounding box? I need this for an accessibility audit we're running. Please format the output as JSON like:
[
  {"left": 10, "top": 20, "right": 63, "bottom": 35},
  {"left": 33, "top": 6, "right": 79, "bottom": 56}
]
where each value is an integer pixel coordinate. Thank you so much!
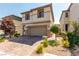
[{"left": 2, "top": 15, "right": 22, "bottom": 21}]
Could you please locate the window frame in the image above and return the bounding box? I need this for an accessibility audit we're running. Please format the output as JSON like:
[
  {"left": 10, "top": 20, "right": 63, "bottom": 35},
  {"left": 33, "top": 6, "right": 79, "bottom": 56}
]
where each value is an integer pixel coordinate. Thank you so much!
[
  {"left": 37, "top": 8, "right": 44, "bottom": 18},
  {"left": 65, "top": 12, "right": 68, "bottom": 17},
  {"left": 25, "top": 13, "right": 30, "bottom": 20}
]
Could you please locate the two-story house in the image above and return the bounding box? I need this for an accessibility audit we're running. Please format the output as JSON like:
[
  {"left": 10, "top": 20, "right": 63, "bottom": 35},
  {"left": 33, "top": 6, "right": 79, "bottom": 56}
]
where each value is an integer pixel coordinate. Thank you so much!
[
  {"left": 60, "top": 3, "right": 79, "bottom": 32},
  {"left": 21, "top": 4, "right": 54, "bottom": 36},
  {"left": 2, "top": 15, "right": 22, "bottom": 35}
]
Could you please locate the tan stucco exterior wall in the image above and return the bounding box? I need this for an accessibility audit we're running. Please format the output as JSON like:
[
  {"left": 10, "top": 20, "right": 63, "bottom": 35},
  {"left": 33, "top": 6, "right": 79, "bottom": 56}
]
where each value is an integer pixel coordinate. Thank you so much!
[
  {"left": 60, "top": 12, "right": 65, "bottom": 32},
  {"left": 60, "top": 4, "right": 79, "bottom": 32},
  {"left": 60, "top": 11, "right": 74, "bottom": 32},
  {"left": 13, "top": 19, "right": 22, "bottom": 35},
  {"left": 22, "top": 6, "right": 54, "bottom": 26}
]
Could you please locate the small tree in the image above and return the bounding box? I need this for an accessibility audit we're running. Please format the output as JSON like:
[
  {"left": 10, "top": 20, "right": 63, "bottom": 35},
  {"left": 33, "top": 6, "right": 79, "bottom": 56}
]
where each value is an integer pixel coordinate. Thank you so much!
[
  {"left": 68, "top": 20, "right": 79, "bottom": 35},
  {"left": 50, "top": 25, "right": 59, "bottom": 40},
  {"left": 72, "top": 21, "right": 79, "bottom": 35},
  {"left": 1, "top": 19, "right": 15, "bottom": 38}
]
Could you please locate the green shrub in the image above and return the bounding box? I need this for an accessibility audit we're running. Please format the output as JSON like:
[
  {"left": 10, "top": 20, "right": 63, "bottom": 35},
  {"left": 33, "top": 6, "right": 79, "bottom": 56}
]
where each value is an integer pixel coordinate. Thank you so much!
[
  {"left": 48, "top": 40, "right": 58, "bottom": 46},
  {"left": 36, "top": 44, "right": 43, "bottom": 54},
  {"left": 75, "top": 36, "right": 79, "bottom": 46},
  {"left": 61, "top": 32, "right": 70, "bottom": 48},
  {"left": 41, "top": 38, "right": 48, "bottom": 47},
  {"left": 50, "top": 25, "right": 59, "bottom": 34},
  {"left": 62, "top": 39, "right": 70, "bottom": 48},
  {"left": 61, "top": 32, "right": 67, "bottom": 40},
  {"left": 67, "top": 32, "right": 76, "bottom": 49},
  {"left": 0, "top": 37, "right": 6, "bottom": 42},
  {"left": 61, "top": 32, "right": 79, "bottom": 49},
  {"left": 13, "top": 32, "right": 20, "bottom": 37}
]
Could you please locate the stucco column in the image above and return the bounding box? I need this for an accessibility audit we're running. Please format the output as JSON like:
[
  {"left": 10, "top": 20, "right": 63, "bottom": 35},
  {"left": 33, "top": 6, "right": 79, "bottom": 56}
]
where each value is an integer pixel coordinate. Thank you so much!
[
  {"left": 47, "top": 25, "right": 51, "bottom": 38},
  {"left": 22, "top": 24, "right": 25, "bottom": 35},
  {"left": 24, "top": 25, "right": 29, "bottom": 35}
]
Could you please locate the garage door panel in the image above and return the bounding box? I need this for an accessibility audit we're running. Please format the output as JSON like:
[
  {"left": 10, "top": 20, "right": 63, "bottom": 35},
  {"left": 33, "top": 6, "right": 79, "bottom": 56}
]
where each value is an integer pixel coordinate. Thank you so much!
[{"left": 30, "top": 26, "right": 47, "bottom": 36}]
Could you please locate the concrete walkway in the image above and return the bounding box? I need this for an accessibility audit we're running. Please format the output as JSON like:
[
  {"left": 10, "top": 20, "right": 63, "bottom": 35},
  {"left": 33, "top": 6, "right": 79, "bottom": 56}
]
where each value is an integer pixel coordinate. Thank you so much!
[
  {"left": 0, "top": 40, "right": 33, "bottom": 56},
  {"left": 0, "top": 50, "right": 15, "bottom": 56}
]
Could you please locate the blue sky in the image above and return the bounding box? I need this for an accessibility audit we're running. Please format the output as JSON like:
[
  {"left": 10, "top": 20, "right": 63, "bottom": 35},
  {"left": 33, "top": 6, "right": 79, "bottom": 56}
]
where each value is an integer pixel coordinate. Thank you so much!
[
  {"left": 0, "top": 3, "right": 70, "bottom": 24},
  {"left": 53, "top": 3, "right": 70, "bottom": 24}
]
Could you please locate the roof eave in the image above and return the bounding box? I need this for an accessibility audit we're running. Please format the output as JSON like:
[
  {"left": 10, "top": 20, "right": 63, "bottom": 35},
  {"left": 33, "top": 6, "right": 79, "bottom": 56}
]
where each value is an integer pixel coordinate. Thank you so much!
[{"left": 21, "top": 3, "right": 52, "bottom": 14}]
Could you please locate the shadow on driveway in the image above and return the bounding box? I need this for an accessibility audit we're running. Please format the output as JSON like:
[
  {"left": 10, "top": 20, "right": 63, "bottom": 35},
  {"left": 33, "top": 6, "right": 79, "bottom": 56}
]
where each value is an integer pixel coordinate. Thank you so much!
[{"left": 9, "top": 35, "right": 43, "bottom": 46}]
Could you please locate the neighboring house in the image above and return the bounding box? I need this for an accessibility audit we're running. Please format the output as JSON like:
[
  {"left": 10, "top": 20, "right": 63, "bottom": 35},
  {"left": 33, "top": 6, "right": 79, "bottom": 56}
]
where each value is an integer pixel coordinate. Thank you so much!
[
  {"left": 21, "top": 4, "right": 54, "bottom": 36},
  {"left": 0, "top": 20, "right": 4, "bottom": 35},
  {"left": 60, "top": 3, "right": 79, "bottom": 32},
  {"left": 2, "top": 15, "right": 22, "bottom": 35},
  {"left": 60, "top": 10, "right": 69, "bottom": 32}
]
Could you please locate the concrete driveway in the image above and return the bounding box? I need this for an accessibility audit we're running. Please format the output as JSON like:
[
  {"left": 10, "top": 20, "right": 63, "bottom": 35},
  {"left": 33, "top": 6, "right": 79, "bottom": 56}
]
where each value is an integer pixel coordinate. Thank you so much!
[{"left": 9, "top": 35, "right": 42, "bottom": 46}]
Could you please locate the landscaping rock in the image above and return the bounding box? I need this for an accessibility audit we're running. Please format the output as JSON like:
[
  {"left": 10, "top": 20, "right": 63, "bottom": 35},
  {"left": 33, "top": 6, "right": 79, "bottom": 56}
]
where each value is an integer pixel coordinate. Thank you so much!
[{"left": 45, "top": 45, "right": 71, "bottom": 56}]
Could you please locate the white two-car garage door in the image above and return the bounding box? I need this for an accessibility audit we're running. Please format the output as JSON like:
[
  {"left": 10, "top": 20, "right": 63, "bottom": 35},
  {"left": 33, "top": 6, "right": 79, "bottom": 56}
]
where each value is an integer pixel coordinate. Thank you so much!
[{"left": 29, "top": 26, "right": 47, "bottom": 36}]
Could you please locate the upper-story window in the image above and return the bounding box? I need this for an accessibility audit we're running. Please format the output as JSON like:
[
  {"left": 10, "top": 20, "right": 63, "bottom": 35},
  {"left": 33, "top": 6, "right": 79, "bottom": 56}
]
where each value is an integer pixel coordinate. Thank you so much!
[
  {"left": 65, "top": 12, "right": 68, "bottom": 17},
  {"left": 25, "top": 13, "right": 30, "bottom": 20},
  {"left": 37, "top": 8, "right": 44, "bottom": 18}
]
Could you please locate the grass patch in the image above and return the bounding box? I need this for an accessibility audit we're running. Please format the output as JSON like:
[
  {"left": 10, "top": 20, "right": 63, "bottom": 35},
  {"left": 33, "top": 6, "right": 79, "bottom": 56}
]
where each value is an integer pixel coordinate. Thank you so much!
[
  {"left": 13, "top": 32, "right": 20, "bottom": 38},
  {"left": 48, "top": 40, "right": 58, "bottom": 46}
]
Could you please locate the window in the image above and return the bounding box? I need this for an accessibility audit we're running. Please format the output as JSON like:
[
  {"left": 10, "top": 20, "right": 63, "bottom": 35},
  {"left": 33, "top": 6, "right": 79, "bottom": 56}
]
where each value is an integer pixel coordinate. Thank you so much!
[
  {"left": 25, "top": 13, "right": 30, "bottom": 20},
  {"left": 37, "top": 8, "right": 44, "bottom": 18},
  {"left": 65, "top": 24, "right": 68, "bottom": 31},
  {"left": 65, "top": 12, "right": 68, "bottom": 17}
]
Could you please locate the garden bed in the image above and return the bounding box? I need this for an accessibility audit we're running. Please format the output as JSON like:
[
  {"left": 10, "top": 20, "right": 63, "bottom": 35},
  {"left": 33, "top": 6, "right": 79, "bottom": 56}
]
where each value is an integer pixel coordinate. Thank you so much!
[
  {"left": 30, "top": 45, "right": 71, "bottom": 56},
  {"left": 30, "top": 38, "right": 71, "bottom": 56}
]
